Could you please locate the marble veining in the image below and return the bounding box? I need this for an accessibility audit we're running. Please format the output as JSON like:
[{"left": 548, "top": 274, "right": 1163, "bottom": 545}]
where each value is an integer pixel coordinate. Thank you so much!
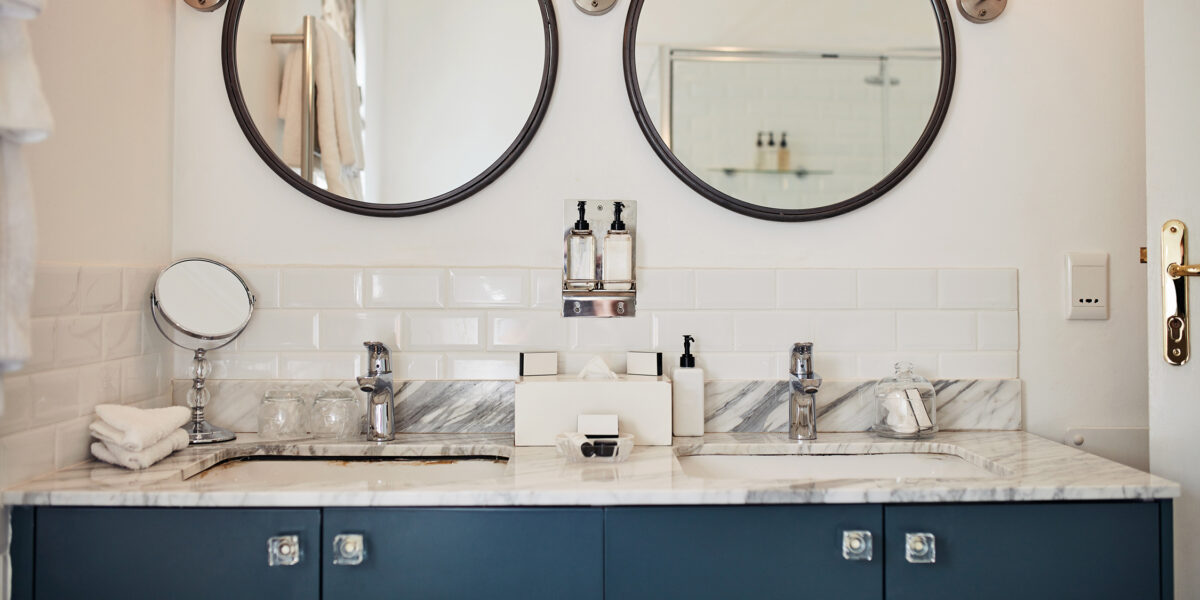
[
  {"left": 2, "top": 431, "right": 1177, "bottom": 507},
  {"left": 179, "top": 378, "right": 1020, "bottom": 434}
]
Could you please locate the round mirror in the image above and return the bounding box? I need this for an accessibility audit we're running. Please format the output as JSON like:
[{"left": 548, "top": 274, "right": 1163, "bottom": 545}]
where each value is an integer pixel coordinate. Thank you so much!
[
  {"left": 151, "top": 258, "right": 255, "bottom": 444},
  {"left": 624, "top": 0, "right": 955, "bottom": 221},
  {"left": 222, "top": 0, "right": 558, "bottom": 216}
]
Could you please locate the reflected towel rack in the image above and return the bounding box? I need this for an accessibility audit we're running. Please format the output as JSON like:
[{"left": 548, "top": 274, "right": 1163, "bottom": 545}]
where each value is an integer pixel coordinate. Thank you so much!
[{"left": 271, "top": 15, "right": 316, "bottom": 182}]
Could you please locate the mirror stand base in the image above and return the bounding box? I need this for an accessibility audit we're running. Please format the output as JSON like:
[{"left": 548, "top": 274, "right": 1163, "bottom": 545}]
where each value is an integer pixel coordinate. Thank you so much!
[{"left": 184, "top": 420, "right": 237, "bottom": 444}]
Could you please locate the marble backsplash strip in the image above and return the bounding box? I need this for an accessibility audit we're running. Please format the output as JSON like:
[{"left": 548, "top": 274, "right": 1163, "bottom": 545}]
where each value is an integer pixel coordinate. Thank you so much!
[{"left": 177, "top": 378, "right": 1019, "bottom": 434}]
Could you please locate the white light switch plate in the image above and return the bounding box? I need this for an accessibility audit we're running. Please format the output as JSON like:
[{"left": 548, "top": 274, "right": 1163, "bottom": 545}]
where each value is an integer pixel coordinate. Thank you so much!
[{"left": 1066, "top": 252, "right": 1108, "bottom": 320}]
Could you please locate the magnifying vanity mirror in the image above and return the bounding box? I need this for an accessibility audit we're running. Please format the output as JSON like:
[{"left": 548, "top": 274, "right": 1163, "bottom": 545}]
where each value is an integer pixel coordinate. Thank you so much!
[
  {"left": 151, "top": 258, "right": 255, "bottom": 444},
  {"left": 222, "top": 0, "right": 558, "bottom": 216},
  {"left": 624, "top": 0, "right": 956, "bottom": 221}
]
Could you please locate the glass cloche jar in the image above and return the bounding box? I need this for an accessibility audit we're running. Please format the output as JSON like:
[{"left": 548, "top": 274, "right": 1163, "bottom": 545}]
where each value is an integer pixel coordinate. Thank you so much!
[{"left": 872, "top": 362, "right": 937, "bottom": 439}]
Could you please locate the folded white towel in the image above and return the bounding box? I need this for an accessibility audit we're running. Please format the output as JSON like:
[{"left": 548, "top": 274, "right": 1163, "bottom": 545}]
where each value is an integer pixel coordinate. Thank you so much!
[
  {"left": 90, "top": 404, "right": 190, "bottom": 452},
  {"left": 91, "top": 429, "right": 190, "bottom": 471},
  {"left": 0, "top": 0, "right": 43, "bottom": 21}
]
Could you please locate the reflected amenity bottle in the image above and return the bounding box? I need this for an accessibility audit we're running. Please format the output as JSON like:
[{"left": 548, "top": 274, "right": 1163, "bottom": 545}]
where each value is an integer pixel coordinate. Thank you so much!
[
  {"left": 777, "top": 132, "right": 791, "bottom": 171},
  {"left": 754, "top": 132, "right": 767, "bottom": 170},
  {"left": 567, "top": 201, "right": 597, "bottom": 290},
  {"left": 602, "top": 201, "right": 633, "bottom": 291}
]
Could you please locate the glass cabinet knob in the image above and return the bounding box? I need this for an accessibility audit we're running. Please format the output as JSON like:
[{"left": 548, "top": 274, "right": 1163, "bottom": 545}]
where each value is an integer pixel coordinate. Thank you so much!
[
  {"left": 905, "top": 532, "right": 937, "bottom": 564},
  {"left": 842, "top": 530, "right": 873, "bottom": 561},
  {"left": 268, "top": 535, "right": 301, "bottom": 567},
  {"left": 333, "top": 533, "right": 366, "bottom": 566}
]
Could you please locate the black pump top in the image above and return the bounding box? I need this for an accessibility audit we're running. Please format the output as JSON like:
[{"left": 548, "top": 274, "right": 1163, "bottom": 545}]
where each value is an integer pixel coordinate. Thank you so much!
[
  {"left": 780, "top": 132, "right": 788, "bottom": 148},
  {"left": 680, "top": 334, "right": 696, "bottom": 368},
  {"left": 610, "top": 201, "right": 627, "bottom": 231},
  {"left": 767, "top": 132, "right": 776, "bottom": 147},
  {"left": 756, "top": 132, "right": 764, "bottom": 147},
  {"left": 574, "top": 200, "right": 590, "bottom": 231}
]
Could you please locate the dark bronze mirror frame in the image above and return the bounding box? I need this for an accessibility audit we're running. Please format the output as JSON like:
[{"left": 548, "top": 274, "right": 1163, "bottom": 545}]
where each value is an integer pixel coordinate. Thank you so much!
[
  {"left": 221, "top": 0, "right": 559, "bottom": 217},
  {"left": 622, "top": 0, "right": 956, "bottom": 222}
]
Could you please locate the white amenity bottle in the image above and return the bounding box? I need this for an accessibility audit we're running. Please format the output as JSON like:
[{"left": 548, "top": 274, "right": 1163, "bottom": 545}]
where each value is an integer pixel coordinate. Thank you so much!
[
  {"left": 672, "top": 334, "right": 705, "bottom": 437},
  {"left": 566, "top": 201, "right": 597, "bottom": 290},
  {"left": 602, "top": 201, "right": 633, "bottom": 291}
]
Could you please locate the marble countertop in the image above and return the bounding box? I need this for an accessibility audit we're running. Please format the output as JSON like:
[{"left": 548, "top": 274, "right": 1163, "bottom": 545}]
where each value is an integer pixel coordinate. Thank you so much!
[{"left": 2, "top": 432, "right": 1179, "bottom": 507}]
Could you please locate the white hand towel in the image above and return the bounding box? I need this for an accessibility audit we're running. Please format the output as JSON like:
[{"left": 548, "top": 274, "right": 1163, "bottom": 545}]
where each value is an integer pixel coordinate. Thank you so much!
[
  {"left": 91, "top": 429, "right": 190, "bottom": 471},
  {"left": 0, "top": 0, "right": 43, "bottom": 21},
  {"left": 90, "top": 404, "right": 191, "bottom": 452}
]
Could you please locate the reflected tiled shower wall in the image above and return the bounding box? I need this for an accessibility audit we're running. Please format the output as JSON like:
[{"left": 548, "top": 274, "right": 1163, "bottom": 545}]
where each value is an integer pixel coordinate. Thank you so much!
[
  {"left": 0, "top": 265, "right": 172, "bottom": 489},
  {"left": 187, "top": 266, "right": 1019, "bottom": 383}
]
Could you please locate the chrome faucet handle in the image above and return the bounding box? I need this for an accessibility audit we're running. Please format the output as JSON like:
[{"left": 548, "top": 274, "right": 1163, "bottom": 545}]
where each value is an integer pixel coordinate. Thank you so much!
[
  {"left": 363, "top": 341, "right": 391, "bottom": 375},
  {"left": 790, "top": 342, "right": 814, "bottom": 377}
]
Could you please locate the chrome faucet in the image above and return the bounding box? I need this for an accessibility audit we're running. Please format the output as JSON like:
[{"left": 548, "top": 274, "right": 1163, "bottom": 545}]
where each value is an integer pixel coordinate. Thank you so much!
[
  {"left": 356, "top": 341, "right": 395, "bottom": 442},
  {"left": 788, "top": 342, "right": 822, "bottom": 440}
]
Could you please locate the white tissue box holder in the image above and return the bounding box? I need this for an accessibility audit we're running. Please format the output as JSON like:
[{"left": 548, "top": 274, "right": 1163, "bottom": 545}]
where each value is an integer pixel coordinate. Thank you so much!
[{"left": 514, "top": 376, "right": 672, "bottom": 446}]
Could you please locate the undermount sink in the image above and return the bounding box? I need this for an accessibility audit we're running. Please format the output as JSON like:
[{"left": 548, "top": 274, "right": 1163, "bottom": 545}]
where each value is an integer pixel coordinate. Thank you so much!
[
  {"left": 191, "top": 456, "right": 510, "bottom": 487},
  {"left": 677, "top": 453, "right": 999, "bottom": 481}
]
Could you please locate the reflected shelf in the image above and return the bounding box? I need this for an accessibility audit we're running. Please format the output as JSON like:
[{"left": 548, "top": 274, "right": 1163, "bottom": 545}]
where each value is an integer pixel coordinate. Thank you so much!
[{"left": 711, "top": 167, "right": 835, "bottom": 178}]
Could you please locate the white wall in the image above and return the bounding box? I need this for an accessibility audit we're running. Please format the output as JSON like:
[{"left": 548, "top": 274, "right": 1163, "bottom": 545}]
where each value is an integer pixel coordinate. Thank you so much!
[{"left": 173, "top": 0, "right": 1147, "bottom": 446}]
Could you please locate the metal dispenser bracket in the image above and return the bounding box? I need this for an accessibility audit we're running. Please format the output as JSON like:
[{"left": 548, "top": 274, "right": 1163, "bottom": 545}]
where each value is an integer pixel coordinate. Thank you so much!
[{"left": 563, "top": 200, "right": 636, "bottom": 318}]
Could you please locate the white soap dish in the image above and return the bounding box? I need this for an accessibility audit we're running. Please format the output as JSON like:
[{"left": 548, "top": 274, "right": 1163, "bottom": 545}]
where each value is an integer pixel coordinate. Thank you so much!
[{"left": 555, "top": 433, "right": 634, "bottom": 463}]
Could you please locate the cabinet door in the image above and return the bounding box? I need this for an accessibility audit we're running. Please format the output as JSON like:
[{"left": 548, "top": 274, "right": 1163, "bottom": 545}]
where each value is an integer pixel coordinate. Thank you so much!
[
  {"left": 323, "top": 507, "right": 604, "bottom": 600},
  {"left": 34, "top": 507, "right": 320, "bottom": 600},
  {"left": 605, "top": 506, "right": 883, "bottom": 600},
  {"left": 885, "top": 502, "right": 1162, "bottom": 600}
]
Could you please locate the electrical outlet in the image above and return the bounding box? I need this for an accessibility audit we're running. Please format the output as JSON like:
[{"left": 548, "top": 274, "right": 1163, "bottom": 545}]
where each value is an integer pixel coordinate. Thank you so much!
[{"left": 1066, "top": 252, "right": 1108, "bottom": 320}]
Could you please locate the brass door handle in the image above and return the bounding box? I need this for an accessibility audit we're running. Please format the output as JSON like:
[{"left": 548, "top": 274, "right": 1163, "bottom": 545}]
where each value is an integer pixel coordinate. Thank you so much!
[{"left": 1163, "top": 220, "right": 1193, "bottom": 365}]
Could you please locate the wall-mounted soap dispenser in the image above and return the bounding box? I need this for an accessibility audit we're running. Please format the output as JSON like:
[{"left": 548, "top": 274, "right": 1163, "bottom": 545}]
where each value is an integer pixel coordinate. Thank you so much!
[{"left": 563, "top": 200, "right": 636, "bottom": 317}]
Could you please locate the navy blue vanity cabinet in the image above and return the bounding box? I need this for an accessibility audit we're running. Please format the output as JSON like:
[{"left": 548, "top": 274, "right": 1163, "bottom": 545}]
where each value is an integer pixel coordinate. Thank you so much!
[
  {"left": 29, "top": 507, "right": 320, "bottom": 600},
  {"left": 884, "top": 502, "right": 1167, "bottom": 600},
  {"left": 604, "top": 506, "right": 883, "bottom": 599},
  {"left": 321, "top": 508, "right": 604, "bottom": 600}
]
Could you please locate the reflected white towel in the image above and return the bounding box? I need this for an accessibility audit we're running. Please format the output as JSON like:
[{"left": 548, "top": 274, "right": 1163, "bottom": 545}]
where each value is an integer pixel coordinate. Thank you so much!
[
  {"left": 91, "top": 429, "right": 190, "bottom": 471},
  {"left": 277, "top": 19, "right": 364, "bottom": 199},
  {"left": 0, "top": 11, "right": 52, "bottom": 410},
  {"left": 90, "top": 404, "right": 191, "bottom": 452}
]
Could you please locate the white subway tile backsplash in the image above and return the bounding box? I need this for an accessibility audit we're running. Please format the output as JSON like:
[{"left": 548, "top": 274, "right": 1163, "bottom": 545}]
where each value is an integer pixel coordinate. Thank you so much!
[
  {"left": 54, "top": 315, "right": 103, "bottom": 367},
  {"left": 281, "top": 268, "right": 364, "bottom": 308},
  {"left": 77, "top": 362, "right": 121, "bottom": 415},
  {"left": 121, "top": 354, "right": 163, "bottom": 402},
  {"left": 653, "top": 311, "right": 735, "bottom": 351},
  {"left": 897, "top": 311, "right": 977, "bottom": 351},
  {"left": 489, "top": 311, "right": 569, "bottom": 350},
  {"left": 695, "top": 353, "right": 776, "bottom": 379},
  {"left": 733, "top": 312, "right": 811, "bottom": 351},
  {"left": 857, "top": 353, "right": 939, "bottom": 379},
  {"left": 0, "top": 375, "right": 32, "bottom": 435},
  {"left": 279, "top": 352, "right": 360, "bottom": 380},
  {"left": 240, "top": 267, "right": 281, "bottom": 309},
  {"left": 54, "top": 415, "right": 93, "bottom": 469},
  {"left": 813, "top": 310, "right": 896, "bottom": 351},
  {"left": 405, "top": 311, "right": 484, "bottom": 350},
  {"left": 366, "top": 268, "right": 446, "bottom": 308},
  {"left": 858, "top": 270, "right": 937, "bottom": 309},
  {"left": 777, "top": 270, "right": 857, "bottom": 309},
  {"left": 938, "top": 269, "right": 1018, "bottom": 309},
  {"left": 121, "top": 267, "right": 158, "bottom": 311},
  {"left": 102, "top": 312, "right": 141, "bottom": 360},
  {"left": 318, "top": 311, "right": 402, "bottom": 351},
  {"left": 530, "top": 269, "right": 562, "bottom": 309},
  {"left": 237, "top": 310, "right": 320, "bottom": 351},
  {"left": 637, "top": 270, "right": 695, "bottom": 309},
  {"left": 32, "top": 266, "right": 79, "bottom": 317},
  {"left": 0, "top": 426, "right": 56, "bottom": 487},
  {"left": 695, "top": 270, "right": 775, "bottom": 309},
  {"left": 31, "top": 370, "right": 79, "bottom": 425},
  {"left": 571, "top": 315, "right": 653, "bottom": 351},
  {"left": 26, "top": 318, "right": 55, "bottom": 371},
  {"left": 444, "top": 353, "right": 519, "bottom": 380},
  {"left": 450, "top": 269, "right": 528, "bottom": 307},
  {"left": 978, "top": 311, "right": 1019, "bottom": 351},
  {"left": 79, "top": 267, "right": 123, "bottom": 314},
  {"left": 939, "top": 352, "right": 1018, "bottom": 379},
  {"left": 395, "top": 353, "right": 444, "bottom": 379},
  {"left": 176, "top": 351, "right": 279, "bottom": 380}
]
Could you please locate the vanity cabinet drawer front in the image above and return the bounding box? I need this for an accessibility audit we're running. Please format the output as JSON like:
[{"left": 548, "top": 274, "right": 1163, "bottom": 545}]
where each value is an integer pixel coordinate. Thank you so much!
[
  {"left": 33, "top": 507, "right": 320, "bottom": 600},
  {"left": 322, "top": 507, "right": 604, "bottom": 600},
  {"left": 884, "top": 502, "right": 1163, "bottom": 600},
  {"left": 604, "top": 506, "right": 883, "bottom": 600}
]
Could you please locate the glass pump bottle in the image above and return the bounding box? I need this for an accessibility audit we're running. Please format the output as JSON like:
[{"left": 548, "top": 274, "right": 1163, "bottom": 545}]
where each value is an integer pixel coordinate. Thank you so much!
[
  {"left": 602, "top": 201, "right": 632, "bottom": 291},
  {"left": 566, "top": 201, "right": 596, "bottom": 290}
]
